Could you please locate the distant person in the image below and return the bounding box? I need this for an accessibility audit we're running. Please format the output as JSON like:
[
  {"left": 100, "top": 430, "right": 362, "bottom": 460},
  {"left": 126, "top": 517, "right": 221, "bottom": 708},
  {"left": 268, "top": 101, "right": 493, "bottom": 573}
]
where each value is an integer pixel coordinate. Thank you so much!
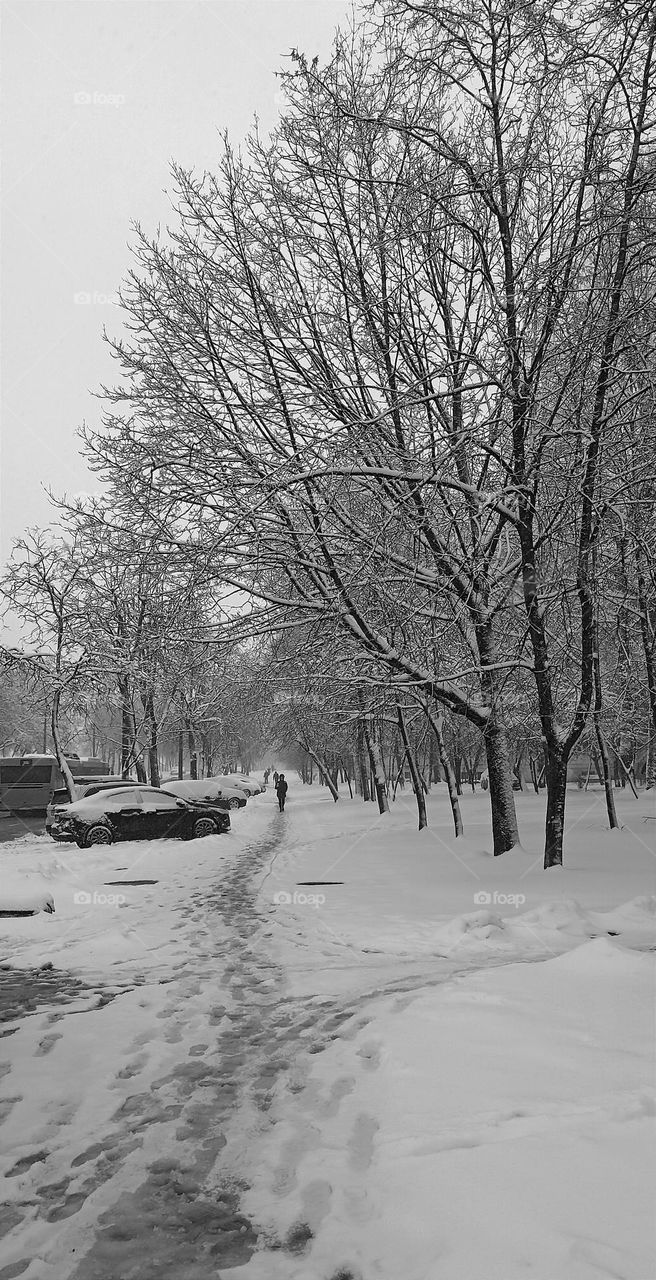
[
  {"left": 275, "top": 773, "right": 288, "bottom": 812},
  {"left": 273, "top": 770, "right": 279, "bottom": 787}
]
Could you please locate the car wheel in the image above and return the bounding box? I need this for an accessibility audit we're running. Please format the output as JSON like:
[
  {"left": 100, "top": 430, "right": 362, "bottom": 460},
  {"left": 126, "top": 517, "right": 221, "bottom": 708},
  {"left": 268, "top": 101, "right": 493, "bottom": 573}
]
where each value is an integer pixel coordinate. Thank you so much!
[
  {"left": 81, "top": 824, "right": 112, "bottom": 848},
  {"left": 228, "top": 797, "right": 241, "bottom": 810},
  {"left": 193, "top": 816, "right": 219, "bottom": 838}
]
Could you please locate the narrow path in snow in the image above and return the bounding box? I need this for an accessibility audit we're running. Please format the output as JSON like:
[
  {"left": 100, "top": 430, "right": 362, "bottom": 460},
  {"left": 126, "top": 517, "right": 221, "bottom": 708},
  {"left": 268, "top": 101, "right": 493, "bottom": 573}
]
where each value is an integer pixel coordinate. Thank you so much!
[{"left": 3, "top": 813, "right": 371, "bottom": 1279}]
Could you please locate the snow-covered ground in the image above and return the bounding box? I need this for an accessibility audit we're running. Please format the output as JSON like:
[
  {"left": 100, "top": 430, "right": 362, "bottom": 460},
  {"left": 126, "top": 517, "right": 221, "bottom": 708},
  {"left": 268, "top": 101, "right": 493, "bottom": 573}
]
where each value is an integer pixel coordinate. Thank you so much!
[{"left": 0, "top": 782, "right": 654, "bottom": 1279}]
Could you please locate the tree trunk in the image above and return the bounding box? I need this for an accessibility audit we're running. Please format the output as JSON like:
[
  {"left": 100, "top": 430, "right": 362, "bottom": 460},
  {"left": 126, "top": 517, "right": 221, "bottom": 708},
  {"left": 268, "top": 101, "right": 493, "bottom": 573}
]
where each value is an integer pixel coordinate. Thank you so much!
[
  {"left": 356, "top": 722, "right": 371, "bottom": 801},
  {"left": 298, "top": 740, "right": 339, "bottom": 801},
  {"left": 422, "top": 700, "right": 463, "bottom": 838},
  {"left": 529, "top": 755, "right": 540, "bottom": 794},
  {"left": 475, "top": 627, "right": 520, "bottom": 854},
  {"left": 594, "top": 722, "right": 619, "bottom": 828},
  {"left": 396, "top": 703, "right": 427, "bottom": 829},
  {"left": 606, "top": 738, "right": 639, "bottom": 800},
  {"left": 51, "top": 693, "right": 76, "bottom": 801},
  {"left": 362, "top": 718, "right": 389, "bottom": 815},
  {"left": 544, "top": 749, "right": 568, "bottom": 868},
  {"left": 188, "top": 724, "right": 197, "bottom": 779},
  {"left": 145, "top": 689, "right": 160, "bottom": 788},
  {"left": 592, "top": 592, "right": 619, "bottom": 826},
  {"left": 391, "top": 755, "right": 405, "bottom": 800},
  {"left": 429, "top": 735, "right": 440, "bottom": 783},
  {"left": 484, "top": 718, "right": 520, "bottom": 855},
  {"left": 386, "top": 743, "right": 396, "bottom": 784},
  {"left": 646, "top": 727, "right": 656, "bottom": 789},
  {"left": 420, "top": 739, "right": 430, "bottom": 789},
  {"left": 636, "top": 524, "right": 656, "bottom": 749},
  {"left": 120, "top": 680, "right": 132, "bottom": 778},
  {"left": 513, "top": 746, "right": 524, "bottom": 791},
  {"left": 453, "top": 756, "right": 463, "bottom": 795},
  {"left": 582, "top": 752, "right": 592, "bottom": 790},
  {"left": 340, "top": 757, "right": 354, "bottom": 798}
]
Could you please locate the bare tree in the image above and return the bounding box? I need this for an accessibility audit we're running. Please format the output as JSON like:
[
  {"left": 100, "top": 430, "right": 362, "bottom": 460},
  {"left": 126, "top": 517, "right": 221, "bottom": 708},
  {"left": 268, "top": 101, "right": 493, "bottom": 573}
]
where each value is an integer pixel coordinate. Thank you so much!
[
  {"left": 78, "top": 0, "right": 655, "bottom": 868},
  {"left": 1, "top": 530, "right": 97, "bottom": 798}
]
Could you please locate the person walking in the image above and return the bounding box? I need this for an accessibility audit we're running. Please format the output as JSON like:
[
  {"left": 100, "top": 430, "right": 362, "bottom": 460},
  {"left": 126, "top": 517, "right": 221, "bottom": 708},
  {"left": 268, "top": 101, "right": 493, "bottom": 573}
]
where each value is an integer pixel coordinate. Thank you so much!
[
  {"left": 275, "top": 773, "right": 288, "bottom": 812},
  {"left": 273, "top": 770, "right": 279, "bottom": 787}
]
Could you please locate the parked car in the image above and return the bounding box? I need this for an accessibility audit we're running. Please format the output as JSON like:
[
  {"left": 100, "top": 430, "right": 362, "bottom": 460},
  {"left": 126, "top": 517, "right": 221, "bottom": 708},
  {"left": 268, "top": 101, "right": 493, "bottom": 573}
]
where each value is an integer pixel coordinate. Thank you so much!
[
  {"left": 222, "top": 775, "right": 264, "bottom": 796},
  {"left": 46, "top": 778, "right": 137, "bottom": 839},
  {"left": 48, "top": 785, "right": 230, "bottom": 847},
  {"left": 164, "top": 777, "right": 247, "bottom": 811}
]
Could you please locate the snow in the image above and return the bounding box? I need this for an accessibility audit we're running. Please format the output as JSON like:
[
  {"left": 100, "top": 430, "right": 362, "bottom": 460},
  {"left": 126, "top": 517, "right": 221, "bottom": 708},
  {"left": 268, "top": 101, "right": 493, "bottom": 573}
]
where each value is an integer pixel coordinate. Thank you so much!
[
  {"left": 0, "top": 873, "right": 55, "bottom": 915},
  {"left": 262, "top": 787, "right": 656, "bottom": 983},
  {"left": 0, "top": 795, "right": 270, "bottom": 975},
  {"left": 241, "top": 942, "right": 655, "bottom": 1280},
  {"left": 0, "top": 783, "right": 654, "bottom": 1278}
]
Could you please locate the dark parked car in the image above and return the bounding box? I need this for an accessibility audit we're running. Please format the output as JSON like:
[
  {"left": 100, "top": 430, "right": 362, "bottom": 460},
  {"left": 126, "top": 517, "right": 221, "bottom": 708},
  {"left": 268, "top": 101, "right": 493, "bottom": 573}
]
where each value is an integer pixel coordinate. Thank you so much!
[
  {"left": 48, "top": 786, "right": 230, "bottom": 847},
  {"left": 46, "top": 779, "right": 137, "bottom": 839}
]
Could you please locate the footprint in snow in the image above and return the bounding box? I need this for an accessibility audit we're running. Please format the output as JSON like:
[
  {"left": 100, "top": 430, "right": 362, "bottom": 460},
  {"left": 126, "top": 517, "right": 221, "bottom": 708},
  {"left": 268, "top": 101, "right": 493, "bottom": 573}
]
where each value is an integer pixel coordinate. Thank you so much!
[
  {"left": 272, "top": 1127, "right": 318, "bottom": 1197},
  {"left": 299, "top": 1177, "right": 333, "bottom": 1231},
  {"left": 6, "top": 1149, "right": 49, "bottom": 1177},
  {"left": 113, "top": 1052, "right": 149, "bottom": 1081},
  {"left": 0, "top": 1257, "right": 31, "bottom": 1279},
  {"left": 322, "top": 1076, "right": 356, "bottom": 1117},
  {"left": 0, "top": 1097, "right": 21, "bottom": 1123},
  {"left": 348, "top": 1113, "right": 378, "bottom": 1172},
  {"left": 356, "top": 1040, "right": 381, "bottom": 1071},
  {"left": 70, "top": 1140, "right": 109, "bottom": 1168}
]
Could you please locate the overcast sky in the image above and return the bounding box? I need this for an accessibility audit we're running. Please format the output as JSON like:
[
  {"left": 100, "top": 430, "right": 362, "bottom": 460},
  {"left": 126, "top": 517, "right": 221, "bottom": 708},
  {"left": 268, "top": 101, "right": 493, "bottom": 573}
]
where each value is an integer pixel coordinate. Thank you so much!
[{"left": 1, "top": 0, "right": 350, "bottom": 570}]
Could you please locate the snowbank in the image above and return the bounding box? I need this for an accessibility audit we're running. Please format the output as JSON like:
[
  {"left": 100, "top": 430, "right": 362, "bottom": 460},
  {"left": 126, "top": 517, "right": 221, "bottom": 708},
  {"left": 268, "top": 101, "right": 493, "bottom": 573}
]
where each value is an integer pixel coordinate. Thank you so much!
[
  {"left": 0, "top": 794, "right": 271, "bottom": 973},
  {"left": 0, "top": 873, "right": 55, "bottom": 915},
  {"left": 242, "top": 935, "right": 656, "bottom": 1280},
  {"left": 261, "top": 787, "right": 656, "bottom": 991}
]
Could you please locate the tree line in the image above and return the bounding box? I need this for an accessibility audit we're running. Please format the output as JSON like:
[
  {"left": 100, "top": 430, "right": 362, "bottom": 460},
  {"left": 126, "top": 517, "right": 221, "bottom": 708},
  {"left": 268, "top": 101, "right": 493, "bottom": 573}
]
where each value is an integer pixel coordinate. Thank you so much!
[{"left": 2, "top": 0, "right": 655, "bottom": 865}]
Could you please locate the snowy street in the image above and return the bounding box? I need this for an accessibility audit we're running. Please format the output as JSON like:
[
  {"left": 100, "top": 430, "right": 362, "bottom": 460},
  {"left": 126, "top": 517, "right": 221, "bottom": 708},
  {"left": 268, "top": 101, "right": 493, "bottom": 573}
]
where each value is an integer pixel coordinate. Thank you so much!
[{"left": 1, "top": 785, "right": 655, "bottom": 1280}]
